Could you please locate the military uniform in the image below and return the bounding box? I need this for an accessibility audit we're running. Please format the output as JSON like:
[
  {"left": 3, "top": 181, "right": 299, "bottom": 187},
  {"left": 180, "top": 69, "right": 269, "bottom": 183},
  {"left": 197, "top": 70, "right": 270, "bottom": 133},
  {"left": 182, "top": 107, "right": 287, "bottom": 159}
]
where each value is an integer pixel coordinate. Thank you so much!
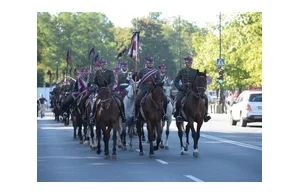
[
  {"left": 90, "top": 60, "right": 126, "bottom": 124},
  {"left": 173, "top": 57, "right": 211, "bottom": 122}
]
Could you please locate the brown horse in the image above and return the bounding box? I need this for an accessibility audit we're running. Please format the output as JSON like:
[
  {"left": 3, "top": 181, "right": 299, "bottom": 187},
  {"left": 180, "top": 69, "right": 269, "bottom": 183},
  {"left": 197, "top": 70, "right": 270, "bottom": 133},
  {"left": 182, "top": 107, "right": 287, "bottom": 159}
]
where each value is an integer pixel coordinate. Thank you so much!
[
  {"left": 176, "top": 70, "right": 207, "bottom": 157},
  {"left": 136, "top": 81, "right": 165, "bottom": 158},
  {"left": 95, "top": 83, "right": 124, "bottom": 159}
]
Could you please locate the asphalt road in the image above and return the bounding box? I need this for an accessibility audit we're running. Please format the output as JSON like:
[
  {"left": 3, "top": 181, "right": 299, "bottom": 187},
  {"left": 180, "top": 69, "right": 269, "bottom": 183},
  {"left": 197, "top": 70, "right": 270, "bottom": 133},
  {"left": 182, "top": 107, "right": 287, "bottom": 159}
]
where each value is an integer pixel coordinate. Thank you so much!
[{"left": 37, "top": 112, "right": 262, "bottom": 182}]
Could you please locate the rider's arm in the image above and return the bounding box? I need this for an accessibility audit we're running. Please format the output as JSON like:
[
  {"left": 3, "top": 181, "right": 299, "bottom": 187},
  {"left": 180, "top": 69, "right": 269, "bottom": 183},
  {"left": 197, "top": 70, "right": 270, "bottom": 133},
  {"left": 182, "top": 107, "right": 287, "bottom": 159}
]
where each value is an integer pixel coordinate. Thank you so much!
[{"left": 174, "top": 69, "right": 183, "bottom": 90}]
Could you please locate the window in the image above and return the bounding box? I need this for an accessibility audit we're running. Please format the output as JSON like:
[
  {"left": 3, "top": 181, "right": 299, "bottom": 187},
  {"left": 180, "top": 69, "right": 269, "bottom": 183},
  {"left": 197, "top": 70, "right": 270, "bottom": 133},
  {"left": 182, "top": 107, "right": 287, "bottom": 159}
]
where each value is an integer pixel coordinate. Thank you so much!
[{"left": 249, "top": 93, "right": 262, "bottom": 102}]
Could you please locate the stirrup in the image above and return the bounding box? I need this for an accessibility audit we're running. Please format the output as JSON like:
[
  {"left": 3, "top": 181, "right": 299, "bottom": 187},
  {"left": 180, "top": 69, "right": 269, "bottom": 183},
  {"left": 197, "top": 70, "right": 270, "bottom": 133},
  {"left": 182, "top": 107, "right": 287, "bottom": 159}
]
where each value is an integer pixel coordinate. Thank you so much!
[
  {"left": 90, "top": 118, "right": 95, "bottom": 125},
  {"left": 176, "top": 116, "right": 182, "bottom": 122},
  {"left": 162, "top": 115, "right": 168, "bottom": 121}
]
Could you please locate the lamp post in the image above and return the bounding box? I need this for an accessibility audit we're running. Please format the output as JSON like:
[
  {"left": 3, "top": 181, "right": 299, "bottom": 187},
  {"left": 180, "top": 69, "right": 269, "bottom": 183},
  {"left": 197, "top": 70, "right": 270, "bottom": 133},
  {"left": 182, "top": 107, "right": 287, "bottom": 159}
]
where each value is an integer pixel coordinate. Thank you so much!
[{"left": 218, "top": 12, "right": 224, "bottom": 103}]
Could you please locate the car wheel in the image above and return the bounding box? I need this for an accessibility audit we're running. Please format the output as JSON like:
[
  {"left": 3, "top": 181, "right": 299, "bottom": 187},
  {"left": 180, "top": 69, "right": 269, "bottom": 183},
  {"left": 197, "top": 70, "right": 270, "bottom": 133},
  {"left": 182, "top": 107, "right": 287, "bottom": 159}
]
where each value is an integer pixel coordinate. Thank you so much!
[
  {"left": 230, "top": 112, "right": 237, "bottom": 126},
  {"left": 240, "top": 115, "right": 247, "bottom": 127}
]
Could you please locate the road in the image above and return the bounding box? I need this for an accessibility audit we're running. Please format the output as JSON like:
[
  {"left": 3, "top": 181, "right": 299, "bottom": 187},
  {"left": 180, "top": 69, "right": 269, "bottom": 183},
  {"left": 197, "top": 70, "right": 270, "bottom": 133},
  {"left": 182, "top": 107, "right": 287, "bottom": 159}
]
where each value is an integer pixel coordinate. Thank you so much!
[{"left": 37, "top": 112, "right": 262, "bottom": 182}]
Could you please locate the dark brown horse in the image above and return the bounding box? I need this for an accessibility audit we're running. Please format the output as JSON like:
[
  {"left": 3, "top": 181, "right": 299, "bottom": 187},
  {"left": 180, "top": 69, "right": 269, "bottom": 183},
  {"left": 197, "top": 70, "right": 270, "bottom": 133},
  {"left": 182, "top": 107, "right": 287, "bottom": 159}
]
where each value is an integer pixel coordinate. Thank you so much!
[
  {"left": 95, "top": 82, "right": 124, "bottom": 159},
  {"left": 176, "top": 70, "right": 207, "bottom": 157},
  {"left": 136, "top": 81, "right": 165, "bottom": 158}
]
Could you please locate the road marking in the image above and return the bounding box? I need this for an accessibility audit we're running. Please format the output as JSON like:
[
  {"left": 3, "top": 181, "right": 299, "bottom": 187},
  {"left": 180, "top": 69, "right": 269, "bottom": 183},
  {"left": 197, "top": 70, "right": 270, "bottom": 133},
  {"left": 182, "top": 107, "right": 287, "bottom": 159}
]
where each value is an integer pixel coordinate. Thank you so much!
[
  {"left": 201, "top": 134, "right": 262, "bottom": 151},
  {"left": 184, "top": 175, "right": 204, "bottom": 182},
  {"left": 156, "top": 159, "right": 168, "bottom": 164}
]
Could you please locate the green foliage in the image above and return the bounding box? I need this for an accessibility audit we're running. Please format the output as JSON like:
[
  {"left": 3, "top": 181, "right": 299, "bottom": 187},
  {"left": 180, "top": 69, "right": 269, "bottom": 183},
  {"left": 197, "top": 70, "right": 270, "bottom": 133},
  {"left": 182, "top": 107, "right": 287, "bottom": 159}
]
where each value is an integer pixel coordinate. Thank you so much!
[
  {"left": 37, "top": 12, "right": 262, "bottom": 90},
  {"left": 37, "top": 68, "right": 45, "bottom": 87}
]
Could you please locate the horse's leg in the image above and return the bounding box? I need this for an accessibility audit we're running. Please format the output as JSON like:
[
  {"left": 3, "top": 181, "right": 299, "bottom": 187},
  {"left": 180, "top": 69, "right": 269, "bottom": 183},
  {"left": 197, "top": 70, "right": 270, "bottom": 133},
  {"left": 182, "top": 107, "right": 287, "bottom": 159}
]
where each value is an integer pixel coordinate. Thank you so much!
[
  {"left": 154, "top": 121, "right": 162, "bottom": 152},
  {"left": 119, "top": 120, "right": 127, "bottom": 150},
  {"left": 103, "top": 126, "right": 110, "bottom": 159},
  {"left": 136, "top": 121, "right": 144, "bottom": 155},
  {"left": 164, "top": 118, "right": 170, "bottom": 150},
  {"left": 190, "top": 120, "right": 198, "bottom": 157},
  {"left": 147, "top": 121, "right": 155, "bottom": 158},
  {"left": 96, "top": 126, "right": 102, "bottom": 155},
  {"left": 185, "top": 123, "right": 190, "bottom": 151},
  {"left": 193, "top": 121, "right": 203, "bottom": 157},
  {"left": 160, "top": 121, "right": 165, "bottom": 149},
  {"left": 112, "top": 127, "right": 118, "bottom": 159},
  {"left": 176, "top": 121, "right": 185, "bottom": 155},
  {"left": 78, "top": 123, "right": 83, "bottom": 144}
]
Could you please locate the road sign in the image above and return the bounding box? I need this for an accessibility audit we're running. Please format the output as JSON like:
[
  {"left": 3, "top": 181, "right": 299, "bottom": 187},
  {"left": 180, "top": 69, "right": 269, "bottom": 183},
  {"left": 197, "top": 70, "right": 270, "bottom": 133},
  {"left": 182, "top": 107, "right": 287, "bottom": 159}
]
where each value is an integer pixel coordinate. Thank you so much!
[
  {"left": 216, "top": 58, "right": 225, "bottom": 67},
  {"left": 207, "top": 76, "right": 212, "bottom": 85}
]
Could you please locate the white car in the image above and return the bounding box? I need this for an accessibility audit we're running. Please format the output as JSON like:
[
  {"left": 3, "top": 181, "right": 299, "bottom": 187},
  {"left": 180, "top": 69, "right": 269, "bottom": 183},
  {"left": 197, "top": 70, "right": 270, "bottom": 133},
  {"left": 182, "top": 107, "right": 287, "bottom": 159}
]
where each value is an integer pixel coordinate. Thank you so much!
[{"left": 230, "top": 90, "right": 262, "bottom": 127}]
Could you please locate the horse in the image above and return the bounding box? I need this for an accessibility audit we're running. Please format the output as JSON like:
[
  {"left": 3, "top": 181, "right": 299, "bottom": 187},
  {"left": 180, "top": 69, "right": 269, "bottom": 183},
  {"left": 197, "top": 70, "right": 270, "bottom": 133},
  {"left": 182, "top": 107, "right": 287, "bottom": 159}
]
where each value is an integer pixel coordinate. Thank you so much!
[
  {"left": 71, "top": 92, "right": 89, "bottom": 143},
  {"left": 95, "top": 82, "right": 125, "bottom": 159},
  {"left": 175, "top": 70, "right": 207, "bottom": 157},
  {"left": 160, "top": 85, "right": 174, "bottom": 150},
  {"left": 122, "top": 80, "right": 138, "bottom": 151},
  {"left": 136, "top": 81, "right": 165, "bottom": 158}
]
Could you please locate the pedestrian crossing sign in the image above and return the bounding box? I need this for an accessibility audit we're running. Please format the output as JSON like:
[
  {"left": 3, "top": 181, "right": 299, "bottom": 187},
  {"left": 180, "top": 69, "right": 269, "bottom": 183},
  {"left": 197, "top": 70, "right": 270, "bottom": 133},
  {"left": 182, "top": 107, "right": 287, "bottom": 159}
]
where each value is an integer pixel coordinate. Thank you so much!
[{"left": 216, "top": 58, "right": 225, "bottom": 67}]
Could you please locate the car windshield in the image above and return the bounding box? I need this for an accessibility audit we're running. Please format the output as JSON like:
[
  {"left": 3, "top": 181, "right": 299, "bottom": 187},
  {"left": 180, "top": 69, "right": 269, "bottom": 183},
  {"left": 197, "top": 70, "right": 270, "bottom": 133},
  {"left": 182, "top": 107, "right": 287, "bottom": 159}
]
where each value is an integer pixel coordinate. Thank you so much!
[{"left": 249, "top": 93, "right": 262, "bottom": 102}]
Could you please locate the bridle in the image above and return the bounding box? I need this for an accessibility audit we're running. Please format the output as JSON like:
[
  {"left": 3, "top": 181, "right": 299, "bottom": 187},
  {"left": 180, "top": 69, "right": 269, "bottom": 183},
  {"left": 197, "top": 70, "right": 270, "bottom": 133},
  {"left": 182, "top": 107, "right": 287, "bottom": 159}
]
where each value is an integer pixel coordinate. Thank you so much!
[{"left": 98, "top": 87, "right": 112, "bottom": 109}]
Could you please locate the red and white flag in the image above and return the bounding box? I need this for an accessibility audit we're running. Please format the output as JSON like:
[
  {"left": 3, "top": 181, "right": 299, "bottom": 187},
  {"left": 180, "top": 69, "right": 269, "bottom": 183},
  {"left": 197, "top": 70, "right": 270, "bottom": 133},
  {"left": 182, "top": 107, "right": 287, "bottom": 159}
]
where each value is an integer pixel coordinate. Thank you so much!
[{"left": 128, "top": 31, "right": 140, "bottom": 62}]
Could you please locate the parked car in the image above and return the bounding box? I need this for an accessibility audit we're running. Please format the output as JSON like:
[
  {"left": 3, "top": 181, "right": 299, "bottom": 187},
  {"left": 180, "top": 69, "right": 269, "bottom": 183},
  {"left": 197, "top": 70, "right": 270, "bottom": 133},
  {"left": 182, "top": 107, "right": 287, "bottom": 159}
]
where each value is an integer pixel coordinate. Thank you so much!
[{"left": 230, "top": 90, "right": 262, "bottom": 127}]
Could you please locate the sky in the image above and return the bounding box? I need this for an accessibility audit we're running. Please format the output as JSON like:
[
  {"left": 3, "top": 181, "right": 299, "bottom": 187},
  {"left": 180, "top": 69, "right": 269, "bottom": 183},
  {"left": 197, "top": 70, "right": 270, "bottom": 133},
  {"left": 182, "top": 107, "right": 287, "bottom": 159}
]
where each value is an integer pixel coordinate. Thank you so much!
[{"left": 102, "top": 11, "right": 221, "bottom": 28}]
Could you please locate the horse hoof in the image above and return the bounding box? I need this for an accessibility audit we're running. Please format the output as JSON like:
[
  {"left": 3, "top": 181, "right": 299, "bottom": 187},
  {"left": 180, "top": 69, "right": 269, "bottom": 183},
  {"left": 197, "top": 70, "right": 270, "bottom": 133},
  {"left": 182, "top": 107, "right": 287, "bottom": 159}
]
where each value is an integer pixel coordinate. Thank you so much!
[
  {"left": 111, "top": 154, "right": 117, "bottom": 159},
  {"left": 193, "top": 152, "right": 199, "bottom": 157},
  {"left": 139, "top": 151, "right": 144, "bottom": 156},
  {"left": 153, "top": 146, "right": 159, "bottom": 151},
  {"left": 142, "top": 137, "right": 146, "bottom": 142},
  {"left": 180, "top": 151, "right": 185, "bottom": 155},
  {"left": 165, "top": 146, "right": 169, "bottom": 150},
  {"left": 96, "top": 150, "right": 101, "bottom": 155},
  {"left": 149, "top": 154, "right": 155, "bottom": 158},
  {"left": 84, "top": 141, "right": 89, "bottom": 145},
  {"left": 184, "top": 146, "right": 188, "bottom": 151},
  {"left": 160, "top": 145, "right": 165, "bottom": 149}
]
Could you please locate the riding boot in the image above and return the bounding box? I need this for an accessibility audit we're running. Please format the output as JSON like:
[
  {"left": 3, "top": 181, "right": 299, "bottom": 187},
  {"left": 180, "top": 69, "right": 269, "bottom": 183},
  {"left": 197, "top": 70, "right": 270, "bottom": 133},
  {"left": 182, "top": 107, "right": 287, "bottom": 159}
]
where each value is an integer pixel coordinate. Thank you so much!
[
  {"left": 89, "top": 101, "right": 97, "bottom": 125},
  {"left": 203, "top": 95, "right": 211, "bottom": 122},
  {"left": 174, "top": 100, "right": 182, "bottom": 122},
  {"left": 134, "top": 105, "right": 140, "bottom": 122},
  {"left": 162, "top": 95, "right": 168, "bottom": 121},
  {"left": 120, "top": 101, "right": 126, "bottom": 123}
]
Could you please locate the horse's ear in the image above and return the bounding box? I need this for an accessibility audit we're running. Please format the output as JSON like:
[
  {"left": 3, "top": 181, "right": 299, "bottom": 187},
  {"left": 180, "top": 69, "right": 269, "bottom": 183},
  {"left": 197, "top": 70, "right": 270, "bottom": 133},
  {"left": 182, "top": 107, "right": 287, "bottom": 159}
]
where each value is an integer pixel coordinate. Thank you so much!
[{"left": 204, "top": 69, "right": 207, "bottom": 75}]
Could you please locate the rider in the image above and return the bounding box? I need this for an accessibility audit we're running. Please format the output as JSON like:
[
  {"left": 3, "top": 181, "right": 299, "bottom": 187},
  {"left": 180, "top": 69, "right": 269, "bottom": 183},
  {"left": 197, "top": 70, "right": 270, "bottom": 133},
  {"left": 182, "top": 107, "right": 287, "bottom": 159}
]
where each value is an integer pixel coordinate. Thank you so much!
[
  {"left": 61, "top": 66, "right": 90, "bottom": 115},
  {"left": 135, "top": 57, "right": 168, "bottom": 122},
  {"left": 158, "top": 64, "right": 172, "bottom": 118},
  {"left": 173, "top": 56, "right": 211, "bottom": 122},
  {"left": 117, "top": 61, "right": 130, "bottom": 97},
  {"left": 90, "top": 59, "right": 126, "bottom": 125}
]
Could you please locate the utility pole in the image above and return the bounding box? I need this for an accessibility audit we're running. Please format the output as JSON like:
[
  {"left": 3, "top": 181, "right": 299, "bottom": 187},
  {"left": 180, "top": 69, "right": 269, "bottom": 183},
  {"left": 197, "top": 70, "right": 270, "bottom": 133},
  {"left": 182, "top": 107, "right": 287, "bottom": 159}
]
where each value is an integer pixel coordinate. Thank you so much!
[{"left": 218, "top": 12, "right": 224, "bottom": 103}]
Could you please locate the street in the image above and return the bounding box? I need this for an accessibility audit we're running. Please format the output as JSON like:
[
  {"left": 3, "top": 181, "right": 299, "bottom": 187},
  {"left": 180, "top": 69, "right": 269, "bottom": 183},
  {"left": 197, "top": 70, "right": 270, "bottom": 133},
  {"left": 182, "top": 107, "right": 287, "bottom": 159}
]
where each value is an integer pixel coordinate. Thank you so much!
[{"left": 37, "top": 111, "right": 262, "bottom": 182}]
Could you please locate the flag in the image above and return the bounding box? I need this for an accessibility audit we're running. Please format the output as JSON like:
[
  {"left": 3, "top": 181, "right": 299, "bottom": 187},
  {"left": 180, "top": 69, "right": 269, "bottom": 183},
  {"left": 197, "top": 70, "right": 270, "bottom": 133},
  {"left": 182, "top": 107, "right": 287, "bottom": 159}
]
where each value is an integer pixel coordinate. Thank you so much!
[
  {"left": 93, "top": 53, "right": 99, "bottom": 64},
  {"left": 128, "top": 31, "right": 140, "bottom": 62},
  {"left": 66, "top": 49, "right": 71, "bottom": 64},
  {"left": 88, "top": 47, "right": 95, "bottom": 59},
  {"left": 116, "top": 47, "right": 127, "bottom": 60}
]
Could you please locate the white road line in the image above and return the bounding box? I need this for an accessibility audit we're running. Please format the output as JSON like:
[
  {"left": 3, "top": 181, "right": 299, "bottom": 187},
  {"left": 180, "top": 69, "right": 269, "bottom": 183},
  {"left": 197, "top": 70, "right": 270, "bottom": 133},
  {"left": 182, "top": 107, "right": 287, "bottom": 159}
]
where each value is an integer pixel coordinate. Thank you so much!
[
  {"left": 201, "top": 134, "right": 262, "bottom": 151},
  {"left": 184, "top": 175, "right": 204, "bottom": 182},
  {"left": 156, "top": 159, "right": 168, "bottom": 164}
]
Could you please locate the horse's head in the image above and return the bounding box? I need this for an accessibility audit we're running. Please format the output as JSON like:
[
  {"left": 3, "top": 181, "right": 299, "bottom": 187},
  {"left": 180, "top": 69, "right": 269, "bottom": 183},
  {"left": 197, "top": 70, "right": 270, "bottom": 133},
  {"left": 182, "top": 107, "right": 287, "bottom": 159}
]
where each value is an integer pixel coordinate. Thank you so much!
[
  {"left": 125, "top": 84, "right": 135, "bottom": 99},
  {"left": 192, "top": 70, "right": 207, "bottom": 96},
  {"left": 163, "top": 85, "right": 172, "bottom": 98},
  {"left": 149, "top": 82, "right": 164, "bottom": 109},
  {"left": 98, "top": 86, "right": 112, "bottom": 110}
]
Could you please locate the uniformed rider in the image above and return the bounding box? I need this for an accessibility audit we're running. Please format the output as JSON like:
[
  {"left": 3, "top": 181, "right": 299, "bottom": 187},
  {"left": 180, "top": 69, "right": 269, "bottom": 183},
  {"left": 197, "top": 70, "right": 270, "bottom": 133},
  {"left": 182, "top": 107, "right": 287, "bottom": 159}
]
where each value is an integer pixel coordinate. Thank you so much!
[{"left": 173, "top": 57, "right": 211, "bottom": 122}]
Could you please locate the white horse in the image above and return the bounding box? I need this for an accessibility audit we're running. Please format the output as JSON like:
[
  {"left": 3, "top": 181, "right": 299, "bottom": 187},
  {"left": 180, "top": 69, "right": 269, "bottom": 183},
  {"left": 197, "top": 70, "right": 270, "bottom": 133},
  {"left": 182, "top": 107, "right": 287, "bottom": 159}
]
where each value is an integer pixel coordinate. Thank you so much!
[
  {"left": 161, "top": 84, "right": 174, "bottom": 150},
  {"left": 122, "top": 80, "right": 137, "bottom": 151}
]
